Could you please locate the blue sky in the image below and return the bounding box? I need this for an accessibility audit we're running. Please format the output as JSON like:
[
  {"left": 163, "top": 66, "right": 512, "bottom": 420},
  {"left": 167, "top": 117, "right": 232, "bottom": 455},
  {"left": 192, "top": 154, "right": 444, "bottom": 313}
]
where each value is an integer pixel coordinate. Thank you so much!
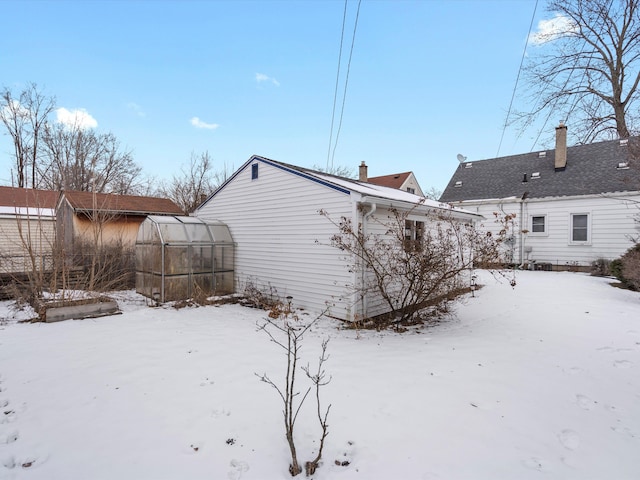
[{"left": 1, "top": 0, "right": 554, "bottom": 192}]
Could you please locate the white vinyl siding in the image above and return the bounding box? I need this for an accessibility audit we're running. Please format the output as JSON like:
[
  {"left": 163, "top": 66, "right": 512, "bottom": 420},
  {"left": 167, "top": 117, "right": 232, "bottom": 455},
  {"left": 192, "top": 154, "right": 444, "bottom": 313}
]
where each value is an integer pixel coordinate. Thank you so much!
[
  {"left": 197, "top": 160, "right": 356, "bottom": 320},
  {"left": 0, "top": 215, "right": 56, "bottom": 274},
  {"left": 454, "top": 193, "right": 640, "bottom": 268}
]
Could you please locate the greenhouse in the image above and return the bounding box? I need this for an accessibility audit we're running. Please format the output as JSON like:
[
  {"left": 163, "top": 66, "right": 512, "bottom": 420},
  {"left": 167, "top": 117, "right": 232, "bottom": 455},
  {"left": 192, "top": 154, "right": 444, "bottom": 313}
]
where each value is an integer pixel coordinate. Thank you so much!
[{"left": 135, "top": 215, "right": 235, "bottom": 302}]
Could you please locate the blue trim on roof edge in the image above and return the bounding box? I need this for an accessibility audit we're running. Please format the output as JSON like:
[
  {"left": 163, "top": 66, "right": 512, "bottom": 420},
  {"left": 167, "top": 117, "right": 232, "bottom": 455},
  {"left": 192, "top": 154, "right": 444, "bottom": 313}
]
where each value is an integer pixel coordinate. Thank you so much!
[{"left": 258, "top": 157, "right": 351, "bottom": 195}]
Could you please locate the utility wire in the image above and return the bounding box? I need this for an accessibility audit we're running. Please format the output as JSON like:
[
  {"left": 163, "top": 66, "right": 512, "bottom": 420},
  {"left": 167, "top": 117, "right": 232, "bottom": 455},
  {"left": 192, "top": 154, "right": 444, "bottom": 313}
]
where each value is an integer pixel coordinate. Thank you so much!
[
  {"left": 326, "top": 0, "right": 349, "bottom": 171},
  {"left": 326, "top": 0, "right": 362, "bottom": 170},
  {"left": 496, "top": 0, "right": 539, "bottom": 157},
  {"left": 330, "top": 0, "right": 362, "bottom": 169}
]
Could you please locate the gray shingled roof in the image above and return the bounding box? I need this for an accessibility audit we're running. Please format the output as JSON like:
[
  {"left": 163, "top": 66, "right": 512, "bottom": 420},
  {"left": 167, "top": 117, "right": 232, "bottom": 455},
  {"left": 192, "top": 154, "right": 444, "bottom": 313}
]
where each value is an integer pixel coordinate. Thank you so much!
[{"left": 439, "top": 137, "right": 640, "bottom": 202}]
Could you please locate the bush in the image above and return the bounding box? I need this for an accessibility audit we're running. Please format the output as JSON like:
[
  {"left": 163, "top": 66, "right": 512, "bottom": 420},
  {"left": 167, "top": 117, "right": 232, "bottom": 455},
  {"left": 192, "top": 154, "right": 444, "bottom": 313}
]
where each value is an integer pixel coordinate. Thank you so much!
[
  {"left": 621, "top": 244, "right": 640, "bottom": 290},
  {"left": 611, "top": 243, "right": 640, "bottom": 290},
  {"left": 591, "top": 258, "right": 611, "bottom": 277}
]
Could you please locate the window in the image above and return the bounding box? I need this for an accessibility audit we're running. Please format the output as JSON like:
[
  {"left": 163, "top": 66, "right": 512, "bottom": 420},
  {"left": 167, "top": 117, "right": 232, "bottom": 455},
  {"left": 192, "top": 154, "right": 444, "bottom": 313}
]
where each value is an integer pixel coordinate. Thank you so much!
[
  {"left": 251, "top": 163, "right": 259, "bottom": 180},
  {"left": 531, "top": 215, "right": 546, "bottom": 233},
  {"left": 571, "top": 214, "right": 589, "bottom": 242},
  {"left": 406, "top": 187, "right": 415, "bottom": 194},
  {"left": 404, "top": 220, "right": 424, "bottom": 251}
]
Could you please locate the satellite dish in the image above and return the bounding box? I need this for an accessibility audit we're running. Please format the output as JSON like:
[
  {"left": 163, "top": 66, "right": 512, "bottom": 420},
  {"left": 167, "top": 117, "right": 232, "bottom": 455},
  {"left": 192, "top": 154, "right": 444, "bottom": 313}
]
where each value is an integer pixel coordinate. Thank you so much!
[{"left": 457, "top": 154, "right": 467, "bottom": 163}]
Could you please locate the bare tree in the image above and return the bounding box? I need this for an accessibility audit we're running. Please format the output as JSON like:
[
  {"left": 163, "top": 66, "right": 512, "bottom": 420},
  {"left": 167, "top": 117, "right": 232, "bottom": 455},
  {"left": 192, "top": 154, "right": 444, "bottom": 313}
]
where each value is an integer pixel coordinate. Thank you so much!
[
  {"left": 157, "top": 151, "right": 218, "bottom": 214},
  {"left": 0, "top": 83, "right": 55, "bottom": 188},
  {"left": 424, "top": 186, "right": 443, "bottom": 201},
  {"left": 39, "top": 122, "right": 141, "bottom": 194},
  {"left": 321, "top": 206, "right": 513, "bottom": 327},
  {"left": 256, "top": 301, "right": 331, "bottom": 477},
  {"left": 517, "top": 0, "right": 640, "bottom": 144},
  {"left": 312, "top": 164, "right": 356, "bottom": 178}
]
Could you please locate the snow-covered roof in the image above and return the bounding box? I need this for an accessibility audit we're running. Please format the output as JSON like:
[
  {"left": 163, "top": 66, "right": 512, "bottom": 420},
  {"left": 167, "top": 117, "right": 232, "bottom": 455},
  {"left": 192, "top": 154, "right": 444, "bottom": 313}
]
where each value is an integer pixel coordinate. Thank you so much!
[{"left": 262, "top": 157, "right": 481, "bottom": 218}]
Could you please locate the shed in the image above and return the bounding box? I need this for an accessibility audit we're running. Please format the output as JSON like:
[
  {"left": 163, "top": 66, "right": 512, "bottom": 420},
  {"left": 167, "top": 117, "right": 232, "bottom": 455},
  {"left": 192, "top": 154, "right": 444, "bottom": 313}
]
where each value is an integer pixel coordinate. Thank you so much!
[{"left": 135, "top": 215, "right": 234, "bottom": 302}]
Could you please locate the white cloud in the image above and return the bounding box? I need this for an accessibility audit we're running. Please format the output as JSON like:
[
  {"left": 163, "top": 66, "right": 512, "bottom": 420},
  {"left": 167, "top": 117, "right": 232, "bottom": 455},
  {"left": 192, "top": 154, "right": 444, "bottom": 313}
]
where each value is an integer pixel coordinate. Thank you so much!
[
  {"left": 55, "top": 107, "right": 98, "bottom": 129},
  {"left": 127, "top": 102, "right": 146, "bottom": 117},
  {"left": 190, "top": 117, "right": 219, "bottom": 130},
  {"left": 529, "top": 14, "right": 579, "bottom": 45},
  {"left": 255, "top": 72, "right": 280, "bottom": 87}
]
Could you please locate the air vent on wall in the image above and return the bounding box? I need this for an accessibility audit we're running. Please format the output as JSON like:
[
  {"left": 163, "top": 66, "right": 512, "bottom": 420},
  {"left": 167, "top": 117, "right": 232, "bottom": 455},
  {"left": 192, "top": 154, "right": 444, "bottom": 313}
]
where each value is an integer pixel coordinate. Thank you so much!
[
  {"left": 617, "top": 161, "right": 629, "bottom": 169},
  {"left": 538, "top": 151, "right": 547, "bottom": 157},
  {"left": 531, "top": 172, "right": 540, "bottom": 179},
  {"left": 464, "top": 163, "right": 473, "bottom": 168},
  {"left": 454, "top": 181, "right": 463, "bottom": 187}
]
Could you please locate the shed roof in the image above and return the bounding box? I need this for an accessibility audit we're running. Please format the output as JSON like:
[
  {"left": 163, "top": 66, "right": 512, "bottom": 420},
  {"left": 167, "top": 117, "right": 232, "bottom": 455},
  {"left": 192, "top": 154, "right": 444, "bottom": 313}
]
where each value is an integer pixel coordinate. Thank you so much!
[
  {"left": 60, "top": 191, "right": 183, "bottom": 216},
  {"left": 440, "top": 137, "right": 640, "bottom": 203},
  {"left": 0, "top": 186, "right": 58, "bottom": 209}
]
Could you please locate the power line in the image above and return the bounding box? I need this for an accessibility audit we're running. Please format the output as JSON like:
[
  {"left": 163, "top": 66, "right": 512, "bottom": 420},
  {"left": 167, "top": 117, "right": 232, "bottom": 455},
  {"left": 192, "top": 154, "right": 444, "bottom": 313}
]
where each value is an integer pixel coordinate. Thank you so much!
[
  {"left": 326, "top": 0, "right": 349, "bottom": 171},
  {"left": 496, "top": 0, "right": 539, "bottom": 158},
  {"left": 327, "top": 0, "right": 362, "bottom": 170}
]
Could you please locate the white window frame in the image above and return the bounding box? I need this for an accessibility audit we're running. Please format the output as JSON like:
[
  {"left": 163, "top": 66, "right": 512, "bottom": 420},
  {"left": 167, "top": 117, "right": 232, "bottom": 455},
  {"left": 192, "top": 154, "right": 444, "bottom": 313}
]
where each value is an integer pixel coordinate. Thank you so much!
[
  {"left": 529, "top": 214, "right": 547, "bottom": 236},
  {"left": 569, "top": 212, "right": 591, "bottom": 244}
]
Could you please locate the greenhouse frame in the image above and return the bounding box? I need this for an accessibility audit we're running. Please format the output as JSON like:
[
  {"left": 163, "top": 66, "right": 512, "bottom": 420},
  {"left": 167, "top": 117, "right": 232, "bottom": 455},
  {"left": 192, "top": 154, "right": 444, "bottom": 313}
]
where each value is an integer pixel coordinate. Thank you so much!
[{"left": 135, "top": 215, "right": 235, "bottom": 302}]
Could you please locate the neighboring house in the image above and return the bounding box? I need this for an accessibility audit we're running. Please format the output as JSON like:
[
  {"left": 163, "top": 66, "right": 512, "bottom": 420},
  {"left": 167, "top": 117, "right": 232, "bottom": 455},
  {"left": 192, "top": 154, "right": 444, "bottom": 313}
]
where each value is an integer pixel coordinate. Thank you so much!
[
  {"left": 0, "top": 187, "right": 58, "bottom": 274},
  {"left": 362, "top": 162, "right": 425, "bottom": 196},
  {"left": 196, "top": 155, "right": 480, "bottom": 321},
  {"left": 439, "top": 123, "right": 640, "bottom": 270},
  {"left": 56, "top": 190, "right": 183, "bottom": 252}
]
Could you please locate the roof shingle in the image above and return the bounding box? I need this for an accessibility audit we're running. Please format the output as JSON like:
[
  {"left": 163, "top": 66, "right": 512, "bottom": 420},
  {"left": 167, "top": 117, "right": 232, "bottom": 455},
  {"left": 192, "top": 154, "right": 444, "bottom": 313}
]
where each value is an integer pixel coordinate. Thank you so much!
[{"left": 440, "top": 137, "right": 640, "bottom": 202}]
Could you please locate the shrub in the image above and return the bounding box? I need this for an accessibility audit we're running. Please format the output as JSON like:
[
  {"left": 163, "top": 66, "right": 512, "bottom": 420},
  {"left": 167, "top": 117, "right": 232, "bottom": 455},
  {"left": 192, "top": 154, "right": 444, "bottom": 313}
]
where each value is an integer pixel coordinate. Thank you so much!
[
  {"left": 591, "top": 258, "right": 611, "bottom": 277},
  {"left": 611, "top": 243, "right": 640, "bottom": 290},
  {"left": 620, "top": 244, "right": 640, "bottom": 290}
]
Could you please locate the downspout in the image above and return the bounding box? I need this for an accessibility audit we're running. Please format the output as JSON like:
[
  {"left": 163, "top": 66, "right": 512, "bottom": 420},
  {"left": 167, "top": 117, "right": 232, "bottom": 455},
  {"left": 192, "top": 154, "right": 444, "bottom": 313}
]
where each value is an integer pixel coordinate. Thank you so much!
[
  {"left": 519, "top": 191, "right": 529, "bottom": 268},
  {"left": 361, "top": 202, "right": 376, "bottom": 320}
]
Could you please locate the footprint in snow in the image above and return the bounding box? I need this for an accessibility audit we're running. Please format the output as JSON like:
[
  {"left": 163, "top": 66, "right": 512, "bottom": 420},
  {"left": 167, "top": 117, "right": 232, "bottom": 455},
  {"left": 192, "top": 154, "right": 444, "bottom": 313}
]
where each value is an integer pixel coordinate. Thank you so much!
[
  {"left": 2, "top": 454, "right": 41, "bottom": 470},
  {"left": 611, "top": 425, "right": 636, "bottom": 438},
  {"left": 596, "top": 346, "right": 614, "bottom": 353},
  {"left": 521, "top": 456, "right": 546, "bottom": 471},
  {"left": 4, "top": 431, "right": 18, "bottom": 444},
  {"left": 558, "top": 429, "right": 580, "bottom": 451},
  {"left": 613, "top": 360, "right": 633, "bottom": 369},
  {"left": 575, "top": 394, "right": 597, "bottom": 411},
  {"left": 563, "top": 366, "right": 583, "bottom": 375},
  {"left": 227, "top": 459, "right": 249, "bottom": 480}
]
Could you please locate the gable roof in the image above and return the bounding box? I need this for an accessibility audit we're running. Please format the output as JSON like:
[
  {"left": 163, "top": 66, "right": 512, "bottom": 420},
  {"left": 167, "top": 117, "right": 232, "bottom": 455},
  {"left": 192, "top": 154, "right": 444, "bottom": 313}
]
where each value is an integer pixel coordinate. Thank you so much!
[
  {"left": 200, "top": 155, "right": 480, "bottom": 219},
  {"left": 440, "top": 137, "right": 640, "bottom": 203},
  {"left": 368, "top": 172, "right": 413, "bottom": 190},
  {"left": 59, "top": 191, "right": 183, "bottom": 216}
]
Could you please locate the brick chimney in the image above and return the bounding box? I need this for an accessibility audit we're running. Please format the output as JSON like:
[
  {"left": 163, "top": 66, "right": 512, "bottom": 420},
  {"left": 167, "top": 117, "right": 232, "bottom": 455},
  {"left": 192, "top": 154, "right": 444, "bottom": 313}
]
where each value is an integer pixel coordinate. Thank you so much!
[
  {"left": 359, "top": 161, "right": 368, "bottom": 182},
  {"left": 555, "top": 122, "right": 568, "bottom": 171}
]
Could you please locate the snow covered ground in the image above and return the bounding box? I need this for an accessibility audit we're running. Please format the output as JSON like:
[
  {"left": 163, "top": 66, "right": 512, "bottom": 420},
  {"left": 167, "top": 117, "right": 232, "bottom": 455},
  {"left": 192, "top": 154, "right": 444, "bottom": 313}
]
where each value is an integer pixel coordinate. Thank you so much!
[{"left": 0, "top": 270, "right": 639, "bottom": 480}]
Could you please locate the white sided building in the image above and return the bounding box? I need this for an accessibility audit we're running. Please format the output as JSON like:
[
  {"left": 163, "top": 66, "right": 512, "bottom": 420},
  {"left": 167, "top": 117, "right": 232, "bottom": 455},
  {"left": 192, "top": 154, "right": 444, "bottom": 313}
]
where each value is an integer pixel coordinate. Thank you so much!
[
  {"left": 196, "top": 156, "right": 481, "bottom": 321},
  {"left": 440, "top": 124, "right": 640, "bottom": 270}
]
